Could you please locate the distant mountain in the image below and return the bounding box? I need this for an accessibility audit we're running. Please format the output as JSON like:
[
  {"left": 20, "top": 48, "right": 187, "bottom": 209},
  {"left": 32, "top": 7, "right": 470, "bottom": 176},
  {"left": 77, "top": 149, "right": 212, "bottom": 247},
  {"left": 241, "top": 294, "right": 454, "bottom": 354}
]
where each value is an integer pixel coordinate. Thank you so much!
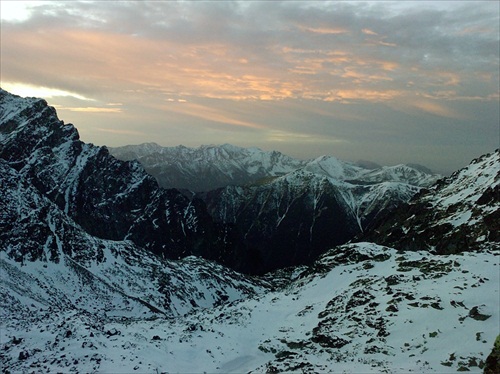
[
  {"left": 109, "top": 143, "right": 439, "bottom": 192},
  {"left": 360, "top": 150, "right": 500, "bottom": 254},
  {"left": 109, "top": 143, "right": 305, "bottom": 192}
]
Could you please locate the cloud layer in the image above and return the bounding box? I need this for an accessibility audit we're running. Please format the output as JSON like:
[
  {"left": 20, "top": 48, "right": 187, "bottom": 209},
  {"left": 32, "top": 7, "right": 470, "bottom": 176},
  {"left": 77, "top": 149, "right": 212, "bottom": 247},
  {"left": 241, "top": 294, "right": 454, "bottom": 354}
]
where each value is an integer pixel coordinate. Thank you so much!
[{"left": 1, "top": 1, "right": 498, "bottom": 173}]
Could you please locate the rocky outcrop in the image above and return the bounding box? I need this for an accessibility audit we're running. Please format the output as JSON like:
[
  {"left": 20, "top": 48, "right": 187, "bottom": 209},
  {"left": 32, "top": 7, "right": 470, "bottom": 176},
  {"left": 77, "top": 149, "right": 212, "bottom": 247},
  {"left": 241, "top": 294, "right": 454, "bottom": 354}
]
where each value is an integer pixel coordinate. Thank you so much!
[{"left": 359, "top": 150, "right": 500, "bottom": 254}]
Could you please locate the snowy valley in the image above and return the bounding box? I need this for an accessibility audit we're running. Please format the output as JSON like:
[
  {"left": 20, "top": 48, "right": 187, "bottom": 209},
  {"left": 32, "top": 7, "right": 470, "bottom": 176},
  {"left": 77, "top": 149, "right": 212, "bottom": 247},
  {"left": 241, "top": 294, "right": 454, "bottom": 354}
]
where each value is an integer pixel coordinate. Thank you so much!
[{"left": 1, "top": 89, "right": 499, "bottom": 373}]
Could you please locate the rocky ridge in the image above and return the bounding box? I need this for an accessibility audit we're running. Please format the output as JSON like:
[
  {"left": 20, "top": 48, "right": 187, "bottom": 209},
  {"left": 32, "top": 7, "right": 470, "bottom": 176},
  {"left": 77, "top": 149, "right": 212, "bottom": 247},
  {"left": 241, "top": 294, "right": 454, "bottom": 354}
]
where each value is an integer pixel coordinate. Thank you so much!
[
  {"left": 0, "top": 89, "right": 243, "bottom": 266},
  {"left": 361, "top": 149, "right": 500, "bottom": 254}
]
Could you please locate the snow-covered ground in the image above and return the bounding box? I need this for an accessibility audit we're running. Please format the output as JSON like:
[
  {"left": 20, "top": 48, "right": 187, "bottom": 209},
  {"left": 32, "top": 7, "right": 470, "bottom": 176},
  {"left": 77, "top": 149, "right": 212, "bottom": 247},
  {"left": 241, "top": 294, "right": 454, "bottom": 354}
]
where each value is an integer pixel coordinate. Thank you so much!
[{"left": 2, "top": 243, "right": 498, "bottom": 373}]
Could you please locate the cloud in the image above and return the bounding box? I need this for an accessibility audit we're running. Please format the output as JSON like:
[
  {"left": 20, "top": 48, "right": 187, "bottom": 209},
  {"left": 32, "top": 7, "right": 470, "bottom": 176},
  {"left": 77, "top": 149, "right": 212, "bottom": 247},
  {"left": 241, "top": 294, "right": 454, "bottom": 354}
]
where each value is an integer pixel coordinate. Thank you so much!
[
  {"left": 2, "top": 82, "right": 94, "bottom": 101},
  {"left": 298, "top": 26, "right": 349, "bottom": 35},
  {"left": 96, "top": 128, "right": 145, "bottom": 136},
  {"left": 162, "top": 101, "right": 265, "bottom": 130},
  {"left": 58, "top": 107, "right": 122, "bottom": 113},
  {"left": 410, "top": 99, "right": 466, "bottom": 119},
  {"left": 0, "top": 0, "right": 498, "bottom": 173},
  {"left": 1, "top": 1, "right": 497, "bottom": 105}
]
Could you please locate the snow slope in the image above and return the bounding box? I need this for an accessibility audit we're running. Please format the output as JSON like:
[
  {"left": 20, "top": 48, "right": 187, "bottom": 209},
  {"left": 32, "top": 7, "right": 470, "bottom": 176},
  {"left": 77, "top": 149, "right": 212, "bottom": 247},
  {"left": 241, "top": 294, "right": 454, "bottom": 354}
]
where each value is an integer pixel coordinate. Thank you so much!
[{"left": 2, "top": 243, "right": 498, "bottom": 373}]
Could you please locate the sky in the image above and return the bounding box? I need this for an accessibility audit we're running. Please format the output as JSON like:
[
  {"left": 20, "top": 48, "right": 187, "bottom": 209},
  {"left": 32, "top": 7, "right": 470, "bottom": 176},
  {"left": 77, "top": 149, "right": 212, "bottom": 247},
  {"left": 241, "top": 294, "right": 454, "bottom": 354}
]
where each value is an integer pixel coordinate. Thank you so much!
[{"left": 1, "top": 1, "right": 499, "bottom": 174}]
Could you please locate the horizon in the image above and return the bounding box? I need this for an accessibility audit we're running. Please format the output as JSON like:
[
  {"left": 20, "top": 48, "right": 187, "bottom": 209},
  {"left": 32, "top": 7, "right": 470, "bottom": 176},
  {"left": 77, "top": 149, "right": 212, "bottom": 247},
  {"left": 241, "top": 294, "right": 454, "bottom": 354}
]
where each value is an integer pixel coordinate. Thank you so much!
[{"left": 1, "top": 1, "right": 499, "bottom": 175}]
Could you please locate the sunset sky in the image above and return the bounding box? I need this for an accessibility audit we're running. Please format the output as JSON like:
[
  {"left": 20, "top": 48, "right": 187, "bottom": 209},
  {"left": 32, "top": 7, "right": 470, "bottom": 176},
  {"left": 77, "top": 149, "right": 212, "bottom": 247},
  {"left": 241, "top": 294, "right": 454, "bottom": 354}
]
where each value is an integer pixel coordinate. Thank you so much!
[{"left": 1, "top": 0, "right": 499, "bottom": 174}]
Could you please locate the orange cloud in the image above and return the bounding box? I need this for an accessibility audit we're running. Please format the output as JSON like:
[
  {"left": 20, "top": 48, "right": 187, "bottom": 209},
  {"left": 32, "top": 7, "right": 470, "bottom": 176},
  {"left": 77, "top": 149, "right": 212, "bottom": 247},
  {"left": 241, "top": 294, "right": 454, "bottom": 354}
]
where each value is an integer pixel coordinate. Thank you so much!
[
  {"left": 96, "top": 128, "right": 145, "bottom": 136},
  {"left": 61, "top": 107, "right": 122, "bottom": 113},
  {"left": 298, "top": 26, "right": 348, "bottom": 34},
  {"left": 325, "top": 89, "right": 402, "bottom": 102},
  {"left": 163, "top": 101, "right": 266, "bottom": 129},
  {"left": 410, "top": 100, "right": 464, "bottom": 119}
]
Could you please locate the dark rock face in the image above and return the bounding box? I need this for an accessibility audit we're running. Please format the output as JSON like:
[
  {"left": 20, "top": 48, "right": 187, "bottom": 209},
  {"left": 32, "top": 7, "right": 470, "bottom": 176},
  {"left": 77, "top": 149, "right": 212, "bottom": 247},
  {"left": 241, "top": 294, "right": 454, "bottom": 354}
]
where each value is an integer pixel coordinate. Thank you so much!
[
  {"left": 201, "top": 174, "right": 360, "bottom": 274},
  {"left": 359, "top": 150, "right": 500, "bottom": 254},
  {"left": 0, "top": 89, "right": 235, "bottom": 264},
  {"left": 484, "top": 335, "right": 500, "bottom": 374}
]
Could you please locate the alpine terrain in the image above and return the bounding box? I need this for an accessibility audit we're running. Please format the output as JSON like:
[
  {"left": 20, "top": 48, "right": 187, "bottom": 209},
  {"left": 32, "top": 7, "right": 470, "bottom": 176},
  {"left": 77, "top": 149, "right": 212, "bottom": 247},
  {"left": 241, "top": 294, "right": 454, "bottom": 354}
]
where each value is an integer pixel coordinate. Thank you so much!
[
  {"left": 1, "top": 89, "right": 498, "bottom": 373},
  {"left": 112, "top": 143, "right": 440, "bottom": 273}
]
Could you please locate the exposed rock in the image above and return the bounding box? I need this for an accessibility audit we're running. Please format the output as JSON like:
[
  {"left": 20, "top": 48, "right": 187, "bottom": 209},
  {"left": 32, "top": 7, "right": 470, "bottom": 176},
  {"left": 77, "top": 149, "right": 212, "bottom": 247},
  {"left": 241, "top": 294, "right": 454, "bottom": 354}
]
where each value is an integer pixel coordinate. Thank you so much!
[{"left": 359, "top": 150, "right": 500, "bottom": 254}]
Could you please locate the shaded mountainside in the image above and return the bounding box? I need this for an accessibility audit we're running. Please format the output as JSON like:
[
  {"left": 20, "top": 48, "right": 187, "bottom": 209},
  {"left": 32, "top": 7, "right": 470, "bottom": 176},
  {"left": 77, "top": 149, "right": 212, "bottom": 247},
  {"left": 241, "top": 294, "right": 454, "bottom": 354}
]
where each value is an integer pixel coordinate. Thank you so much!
[
  {"left": 0, "top": 89, "right": 244, "bottom": 266},
  {"left": 200, "top": 164, "right": 423, "bottom": 274},
  {"left": 360, "top": 150, "right": 500, "bottom": 254}
]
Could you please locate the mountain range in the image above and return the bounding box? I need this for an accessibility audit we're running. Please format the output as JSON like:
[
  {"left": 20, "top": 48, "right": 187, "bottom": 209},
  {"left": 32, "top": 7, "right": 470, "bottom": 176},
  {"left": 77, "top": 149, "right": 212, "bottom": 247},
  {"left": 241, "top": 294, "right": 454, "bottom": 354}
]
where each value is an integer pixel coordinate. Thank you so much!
[
  {"left": 110, "top": 143, "right": 440, "bottom": 273},
  {"left": 109, "top": 142, "right": 439, "bottom": 192},
  {"left": 1, "top": 88, "right": 498, "bottom": 373}
]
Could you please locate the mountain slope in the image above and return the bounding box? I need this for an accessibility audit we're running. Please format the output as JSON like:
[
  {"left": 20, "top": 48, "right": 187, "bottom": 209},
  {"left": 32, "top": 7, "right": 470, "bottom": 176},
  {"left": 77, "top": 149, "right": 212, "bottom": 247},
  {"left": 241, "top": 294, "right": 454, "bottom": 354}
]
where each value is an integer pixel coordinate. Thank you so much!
[
  {"left": 0, "top": 89, "right": 240, "bottom": 264},
  {"left": 0, "top": 155, "right": 269, "bottom": 318},
  {"left": 201, "top": 165, "right": 422, "bottom": 274},
  {"left": 3, "top": 243, "right": 498, "bottom": 373},
  {"left": 361, "top": 150, "right": 500, "bottom": 253}
]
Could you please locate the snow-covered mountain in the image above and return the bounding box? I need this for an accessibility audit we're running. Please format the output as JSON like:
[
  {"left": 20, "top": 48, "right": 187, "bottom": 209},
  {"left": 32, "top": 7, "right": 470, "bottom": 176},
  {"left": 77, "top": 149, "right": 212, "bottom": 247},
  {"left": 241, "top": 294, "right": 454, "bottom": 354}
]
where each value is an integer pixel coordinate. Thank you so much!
[
  {"left": 0, "top": 89, "right": 247, "bottom": 267},
  {"left": 109, "top": 143, "right": 305, "bottom": 192},
  {"left": 110, "top": 142, "right": 439, "bottom": 192},
  {"left": 1, "top": 89, "right": 498, "bottom": 373},
  {"left": 362, "top": 149, "right": 500, "bottom": 254},
  {"left": 111, "top": 142, "right": 440, "bottom": 273}
]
